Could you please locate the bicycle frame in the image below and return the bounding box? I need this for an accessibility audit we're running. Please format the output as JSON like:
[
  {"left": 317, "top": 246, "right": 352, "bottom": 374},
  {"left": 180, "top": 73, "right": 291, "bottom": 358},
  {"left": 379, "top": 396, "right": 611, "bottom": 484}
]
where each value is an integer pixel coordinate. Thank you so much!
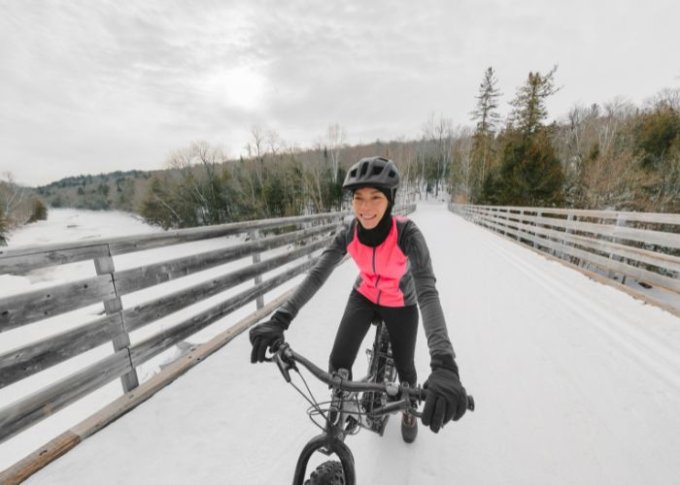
[
  {"left": 274, "top": 336, "right": 424, "bottom": 485},
  {"left": 272, "top": 325, "right": 475, "bottom": 485}
]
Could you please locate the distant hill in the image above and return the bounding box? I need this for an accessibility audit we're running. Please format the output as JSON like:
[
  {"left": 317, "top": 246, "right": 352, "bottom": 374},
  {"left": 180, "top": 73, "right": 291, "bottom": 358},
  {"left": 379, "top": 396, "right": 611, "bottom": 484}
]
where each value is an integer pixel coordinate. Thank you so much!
[{"left": 36, "top": 170, "right": 153, "bottom": 212}]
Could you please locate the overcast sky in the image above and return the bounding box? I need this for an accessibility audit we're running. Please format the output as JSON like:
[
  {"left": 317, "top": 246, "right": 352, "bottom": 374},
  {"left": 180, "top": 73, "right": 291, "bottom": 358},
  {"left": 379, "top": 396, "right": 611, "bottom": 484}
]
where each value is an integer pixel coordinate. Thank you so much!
[{"left": 1, "top": 0, "right": 679, "bottom": 187}]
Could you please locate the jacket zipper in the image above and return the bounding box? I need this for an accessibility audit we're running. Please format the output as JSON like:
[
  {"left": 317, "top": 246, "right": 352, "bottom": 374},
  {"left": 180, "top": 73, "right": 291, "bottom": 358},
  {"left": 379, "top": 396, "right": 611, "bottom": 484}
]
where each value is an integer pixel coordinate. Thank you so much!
[{"left": 373, "top": 247, "right": 382, "bottom": 305}]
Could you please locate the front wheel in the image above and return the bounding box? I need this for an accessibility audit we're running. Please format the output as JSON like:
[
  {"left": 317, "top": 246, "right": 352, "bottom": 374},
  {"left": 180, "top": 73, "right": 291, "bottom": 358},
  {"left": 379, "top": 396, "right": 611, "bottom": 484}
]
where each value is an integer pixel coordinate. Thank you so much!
[{"left": 304, "top": 460, "right": 344, "bottom": 485}]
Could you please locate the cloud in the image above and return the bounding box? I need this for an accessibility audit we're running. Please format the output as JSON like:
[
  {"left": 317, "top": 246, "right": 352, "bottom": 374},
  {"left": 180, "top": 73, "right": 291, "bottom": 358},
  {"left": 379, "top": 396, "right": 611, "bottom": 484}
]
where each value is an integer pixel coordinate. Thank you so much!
[{"left": 1, "top": 0, "right": 679, "bottom": 186}]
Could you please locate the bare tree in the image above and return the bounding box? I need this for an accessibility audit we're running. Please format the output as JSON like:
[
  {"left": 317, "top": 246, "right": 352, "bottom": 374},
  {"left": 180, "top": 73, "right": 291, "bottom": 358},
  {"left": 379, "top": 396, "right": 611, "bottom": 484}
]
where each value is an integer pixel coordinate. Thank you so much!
[
  {"left": 646, "top": 87, "right": 680, "bottom": 111},
  {"left": 245, "top": 125, "right": 266, "bottom": 162},
  {"left": 266, "top": 128, "right": 283, "bottom": 159},
  {"left": 164, "top": 141, "right": 229, "bottom": 224},
  {"left": 599, "top": 97, "right": 634, "bottom": 156},
  {"left": 421, "top": 113, "right": 454, "bottom": 197},
  {"left": 326, "top": 123, "right": 346, "bottom": 183},
  {"left": 0, "top": 172, "right": 26, "bottom": 221},
  {"left": 449, "top": 126, "right": 475, "bottom": 202}
]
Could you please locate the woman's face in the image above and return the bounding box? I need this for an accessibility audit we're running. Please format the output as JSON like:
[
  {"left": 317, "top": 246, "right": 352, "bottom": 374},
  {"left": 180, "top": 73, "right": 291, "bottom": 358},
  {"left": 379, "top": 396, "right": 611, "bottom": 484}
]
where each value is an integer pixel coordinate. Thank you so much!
[{"left": 352, "top": 187, "right": 389, "bottom": 230}]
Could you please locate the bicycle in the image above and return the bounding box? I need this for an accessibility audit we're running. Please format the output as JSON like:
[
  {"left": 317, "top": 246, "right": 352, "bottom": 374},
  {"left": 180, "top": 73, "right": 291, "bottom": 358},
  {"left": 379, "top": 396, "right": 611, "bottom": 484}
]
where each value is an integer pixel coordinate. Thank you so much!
[{"left": 268, "top": 320, "right": 475, "bottom": 485}]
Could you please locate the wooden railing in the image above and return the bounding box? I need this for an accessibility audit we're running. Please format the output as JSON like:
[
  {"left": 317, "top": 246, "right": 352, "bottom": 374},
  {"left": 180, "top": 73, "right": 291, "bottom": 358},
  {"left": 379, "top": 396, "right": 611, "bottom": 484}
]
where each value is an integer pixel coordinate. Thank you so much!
[
  {"left": 0, "top": 204, "right": 416, "bottom": 479},
  {"left": 449, "top": 204, "right": 680, "bottom": 315},
  {"left": 0, "top": 212, "right": 353, "bottom": 447}
]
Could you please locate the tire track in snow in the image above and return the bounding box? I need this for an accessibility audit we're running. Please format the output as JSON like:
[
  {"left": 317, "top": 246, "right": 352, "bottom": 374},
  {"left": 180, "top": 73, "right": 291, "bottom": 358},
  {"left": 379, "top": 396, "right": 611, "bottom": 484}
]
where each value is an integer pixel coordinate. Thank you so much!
[{"left": 476, "top": 232, "right": 680, "bottom": 393}]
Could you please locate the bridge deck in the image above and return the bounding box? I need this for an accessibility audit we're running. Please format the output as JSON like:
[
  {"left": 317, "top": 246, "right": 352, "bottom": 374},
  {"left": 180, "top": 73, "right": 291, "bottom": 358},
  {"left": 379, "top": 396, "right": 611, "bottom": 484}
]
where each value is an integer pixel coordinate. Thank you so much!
[{"left": 24, "top": 204, "right": 680, "bottom": 485}]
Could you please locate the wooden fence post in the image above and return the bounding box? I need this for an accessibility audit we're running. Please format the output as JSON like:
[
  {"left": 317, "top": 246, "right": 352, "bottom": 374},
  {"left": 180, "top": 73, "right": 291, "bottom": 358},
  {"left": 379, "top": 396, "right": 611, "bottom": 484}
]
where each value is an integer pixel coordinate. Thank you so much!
[
  {"left": 533, "top": 211, "right": 543, "bottom": 249},
  {"left": 94, "top": 246, "right": 139, "bottom": 392},
  {"left": 608, "top": 213, "right": 627, "bottom": 284},
  {"left": 562, "top": 213, "right": 575, "bottom": 262},
  {"left": 250, "top": 230, "right": 265, "bottom": 310},
  {"left": 517, "top": 210, "right": 524, "bottom": 242}
]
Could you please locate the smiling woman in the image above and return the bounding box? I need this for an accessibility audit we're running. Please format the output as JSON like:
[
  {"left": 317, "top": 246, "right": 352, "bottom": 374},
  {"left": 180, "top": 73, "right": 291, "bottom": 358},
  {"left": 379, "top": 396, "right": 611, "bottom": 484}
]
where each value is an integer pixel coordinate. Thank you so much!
[{"left": 202, "top": 65, "right": 268, "bottom": 111}]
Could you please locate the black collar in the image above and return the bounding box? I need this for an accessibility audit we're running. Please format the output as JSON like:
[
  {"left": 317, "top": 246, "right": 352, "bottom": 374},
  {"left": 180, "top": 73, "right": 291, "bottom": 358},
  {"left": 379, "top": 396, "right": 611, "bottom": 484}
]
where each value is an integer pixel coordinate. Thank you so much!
[{"left": 357, "top": 208, "right": 393, "bottom": 247}]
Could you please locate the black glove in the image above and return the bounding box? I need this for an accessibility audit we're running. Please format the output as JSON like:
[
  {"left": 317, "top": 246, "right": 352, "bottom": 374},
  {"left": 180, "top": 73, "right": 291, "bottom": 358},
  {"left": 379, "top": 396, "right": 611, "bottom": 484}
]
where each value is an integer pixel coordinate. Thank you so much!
[
  {"left": 421, "top": 354, "right": 467, "bottom": 433},
  {"left": 249, "top": 311, "right": 292, "bottom": 363}
]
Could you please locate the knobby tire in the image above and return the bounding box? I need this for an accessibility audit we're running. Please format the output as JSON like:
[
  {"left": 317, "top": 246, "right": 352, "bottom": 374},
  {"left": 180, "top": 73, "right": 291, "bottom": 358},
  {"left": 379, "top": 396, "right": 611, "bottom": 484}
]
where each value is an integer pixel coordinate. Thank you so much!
[{"left": 304, "top": 460, "right": 344, "bottom": 485}]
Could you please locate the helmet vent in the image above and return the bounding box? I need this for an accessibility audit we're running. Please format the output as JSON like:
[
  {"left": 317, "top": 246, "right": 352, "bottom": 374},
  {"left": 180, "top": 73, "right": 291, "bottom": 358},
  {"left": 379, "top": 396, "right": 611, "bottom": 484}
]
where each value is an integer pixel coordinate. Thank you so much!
[
  {"left": 359, "top": 161, "right": 369, "bottom": 177},
  {"left": 371, "top": 166, "right": 383, "bottom": 176}
]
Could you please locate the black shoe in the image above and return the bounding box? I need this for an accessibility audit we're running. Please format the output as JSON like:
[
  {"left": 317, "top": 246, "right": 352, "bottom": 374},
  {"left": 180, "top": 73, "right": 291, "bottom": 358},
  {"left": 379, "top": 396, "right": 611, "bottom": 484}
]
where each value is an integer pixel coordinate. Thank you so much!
[{"left": 401, "top": 413, "right": 418, "bottom": 443}]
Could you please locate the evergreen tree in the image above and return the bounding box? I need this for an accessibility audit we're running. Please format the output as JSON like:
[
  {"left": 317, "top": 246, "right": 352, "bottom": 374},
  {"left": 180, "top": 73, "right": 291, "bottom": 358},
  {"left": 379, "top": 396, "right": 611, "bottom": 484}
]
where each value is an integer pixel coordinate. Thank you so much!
[
  {"left": 140, "top": 176, "right": 195, "bottom": 228},
  {"left": 470, "top": 67, "right": 501, "bottom": 202},
  {"left": 633, "top": 104, "right": 680, "bottom": 170},
  {"left": 509, "top": 65, "right": 559, "bottom": 134},
  {"left": 491, "top": 66, "right": 564, "bottom": 206},
  {"left": 496, "top": 130, "right": 564, "bottom": 206}
]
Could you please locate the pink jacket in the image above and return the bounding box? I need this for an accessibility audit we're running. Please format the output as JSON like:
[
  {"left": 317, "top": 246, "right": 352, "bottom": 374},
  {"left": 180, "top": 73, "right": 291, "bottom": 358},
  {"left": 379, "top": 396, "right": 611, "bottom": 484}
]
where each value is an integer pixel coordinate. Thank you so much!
[
  {"left": 347, "top": 216, "right": 409, "bottom": 307},
  {"left": 279, "top": 215, "right": 455, "bottom": 358}
]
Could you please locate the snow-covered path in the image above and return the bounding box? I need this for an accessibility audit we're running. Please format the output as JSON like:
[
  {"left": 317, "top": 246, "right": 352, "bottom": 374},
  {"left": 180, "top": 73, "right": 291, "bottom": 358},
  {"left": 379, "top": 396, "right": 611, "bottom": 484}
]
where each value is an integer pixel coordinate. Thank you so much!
[{"left": 24, "top": 204, "right": 680, "bottom": 485}]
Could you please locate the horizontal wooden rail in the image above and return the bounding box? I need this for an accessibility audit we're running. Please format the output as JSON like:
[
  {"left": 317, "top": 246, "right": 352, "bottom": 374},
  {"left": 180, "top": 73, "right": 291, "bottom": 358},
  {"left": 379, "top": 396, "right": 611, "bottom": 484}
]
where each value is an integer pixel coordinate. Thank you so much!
[
  {"left": 0, "top": 212, "right": 344, "bottom": 274},
  {"left": 123, "top": 237, "right": 331, "bottom": 333},
  {"left": 0, "top": 235, "right": 324, "bottom": 388},
  {"left": 113, "top": 222, "right": 336, "bottom": 295},
  {"left": 477, "top": 214, "right": 680, "bottom": 293},
  {"left": 482, "top": 212, "right": 680, "bottom": 273},
  {"left": 129, "top": 258, "right": 316, "bottom": 367},
  {"left": 467, "top": 204, "right": 680, "bottom": 225},
  {"left": 467, "top": 206, "right": 680, "bottom": 250},
  {"left": 0, "top": 275, "right": 116, "bottom": 333},
  {"left": 0, "top": 351, "right": 132, "bottom": 444},
  {"left": 0, "top": 313, "right": 122, "bottom": 389}
]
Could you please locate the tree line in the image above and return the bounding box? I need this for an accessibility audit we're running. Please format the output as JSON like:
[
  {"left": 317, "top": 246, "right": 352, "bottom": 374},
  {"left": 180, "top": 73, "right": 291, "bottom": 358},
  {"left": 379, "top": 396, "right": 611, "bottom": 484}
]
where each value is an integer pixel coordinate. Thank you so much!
[
  {"left": 141, "top": 68, "right": 680, "bottom": 230},
  {"left": 456, "top": 66, "right": 680, "bottom": 212},
  {"left": 3, "top": 68, "right": 679, "bottom": 241},
  {"left": 138, "top": 125, "right": 474, "bottom": 229}
]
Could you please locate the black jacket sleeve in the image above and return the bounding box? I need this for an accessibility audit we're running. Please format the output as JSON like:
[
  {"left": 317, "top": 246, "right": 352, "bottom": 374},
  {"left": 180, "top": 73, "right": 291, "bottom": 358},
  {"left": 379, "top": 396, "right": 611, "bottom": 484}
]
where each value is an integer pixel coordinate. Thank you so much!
[
  {"left": 401, "top": 220, "right": 456, "bottom": 361},
  {"left": 277, "top": 221, "right": 351, "bottom": 320}
]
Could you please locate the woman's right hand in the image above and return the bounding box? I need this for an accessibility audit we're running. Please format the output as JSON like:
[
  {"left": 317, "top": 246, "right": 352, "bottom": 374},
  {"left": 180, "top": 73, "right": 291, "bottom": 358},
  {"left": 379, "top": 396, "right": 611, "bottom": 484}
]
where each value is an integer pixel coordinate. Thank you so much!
[{"left": 249, "top": 312, "right": 292, "bottom": 363}]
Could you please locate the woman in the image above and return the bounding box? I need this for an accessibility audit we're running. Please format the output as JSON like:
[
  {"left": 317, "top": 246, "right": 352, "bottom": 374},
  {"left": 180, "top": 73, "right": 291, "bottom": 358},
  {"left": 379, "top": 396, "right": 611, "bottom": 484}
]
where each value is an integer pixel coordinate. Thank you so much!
[{"left": 249, "top": 156, "right": 468, "bottom": 443}]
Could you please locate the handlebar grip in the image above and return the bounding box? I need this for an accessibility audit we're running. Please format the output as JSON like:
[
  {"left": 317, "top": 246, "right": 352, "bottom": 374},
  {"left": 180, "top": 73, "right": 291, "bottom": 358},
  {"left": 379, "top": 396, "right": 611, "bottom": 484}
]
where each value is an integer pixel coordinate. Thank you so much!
[{"left": 413, "top": 389, "right": 476, "bottom": 412}]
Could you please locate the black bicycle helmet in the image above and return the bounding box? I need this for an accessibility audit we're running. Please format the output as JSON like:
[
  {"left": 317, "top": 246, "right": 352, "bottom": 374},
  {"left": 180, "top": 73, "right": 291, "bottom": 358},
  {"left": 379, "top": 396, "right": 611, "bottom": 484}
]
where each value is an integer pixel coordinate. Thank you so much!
[{"left": 342, "top": 156, "right": 400, "bottom": 200}]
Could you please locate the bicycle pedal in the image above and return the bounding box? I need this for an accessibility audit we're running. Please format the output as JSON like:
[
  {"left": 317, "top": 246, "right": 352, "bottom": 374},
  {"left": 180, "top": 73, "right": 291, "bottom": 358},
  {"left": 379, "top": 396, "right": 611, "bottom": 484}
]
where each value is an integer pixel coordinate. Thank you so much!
[{"left": 345, "top": 416, "right": 359, "bottom": 433}]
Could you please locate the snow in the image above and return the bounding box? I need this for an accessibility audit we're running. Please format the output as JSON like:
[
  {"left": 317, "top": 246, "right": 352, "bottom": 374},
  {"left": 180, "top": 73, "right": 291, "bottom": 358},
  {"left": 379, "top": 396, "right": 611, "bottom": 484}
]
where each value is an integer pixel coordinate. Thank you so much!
[
  {"left": 5, "top": 208, "right": 159, "bottom": 246},
  {"left": 4, "top": 204, "right": 680, "bottom": 484}
]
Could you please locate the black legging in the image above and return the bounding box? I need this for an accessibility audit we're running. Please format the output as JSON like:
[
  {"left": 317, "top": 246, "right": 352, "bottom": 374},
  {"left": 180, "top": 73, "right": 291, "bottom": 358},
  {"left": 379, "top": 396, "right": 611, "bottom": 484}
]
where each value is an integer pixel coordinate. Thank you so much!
[{"left": 329, "top": 290, "right": 419, "bottom": 386}]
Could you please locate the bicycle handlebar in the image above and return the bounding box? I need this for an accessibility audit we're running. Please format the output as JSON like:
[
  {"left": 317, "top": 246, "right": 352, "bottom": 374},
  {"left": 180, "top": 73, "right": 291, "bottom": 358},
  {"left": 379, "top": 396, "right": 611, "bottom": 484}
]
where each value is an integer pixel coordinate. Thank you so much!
[{"left": 273, "top": 343, "right": 475, "bottom": 412}]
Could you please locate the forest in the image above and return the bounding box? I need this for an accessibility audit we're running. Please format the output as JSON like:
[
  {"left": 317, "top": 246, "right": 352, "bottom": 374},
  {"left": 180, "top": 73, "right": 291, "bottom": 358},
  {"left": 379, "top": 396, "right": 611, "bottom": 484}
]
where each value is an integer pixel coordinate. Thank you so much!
[{"left": 1, "top": 66, "right": 679, "bottom": 239}]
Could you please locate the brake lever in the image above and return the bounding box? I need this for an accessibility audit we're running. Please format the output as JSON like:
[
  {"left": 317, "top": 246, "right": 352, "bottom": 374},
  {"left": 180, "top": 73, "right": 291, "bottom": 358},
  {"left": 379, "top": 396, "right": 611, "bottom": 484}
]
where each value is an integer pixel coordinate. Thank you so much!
[
  {"left": 274, "top": 353, "right": 292, "bottom": 383},
  {"left": 268, "top": 343, "right": 296, "bottom": 383}
]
